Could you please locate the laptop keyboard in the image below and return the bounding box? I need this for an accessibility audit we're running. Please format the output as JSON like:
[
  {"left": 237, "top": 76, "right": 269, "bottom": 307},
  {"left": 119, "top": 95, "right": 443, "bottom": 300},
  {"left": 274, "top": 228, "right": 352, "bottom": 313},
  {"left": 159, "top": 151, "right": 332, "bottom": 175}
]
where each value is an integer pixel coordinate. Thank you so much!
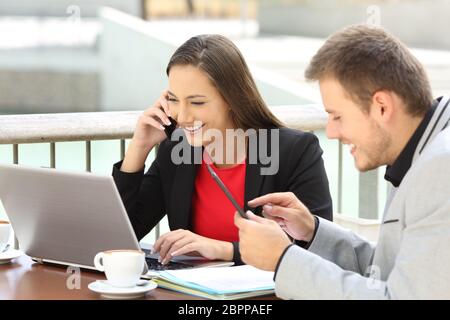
[
  {"left": 142, "top": 249, "right": 194, "bottom": 271},
  {"left": 145, "top": 257, "right": 193, "bottom": 271}
]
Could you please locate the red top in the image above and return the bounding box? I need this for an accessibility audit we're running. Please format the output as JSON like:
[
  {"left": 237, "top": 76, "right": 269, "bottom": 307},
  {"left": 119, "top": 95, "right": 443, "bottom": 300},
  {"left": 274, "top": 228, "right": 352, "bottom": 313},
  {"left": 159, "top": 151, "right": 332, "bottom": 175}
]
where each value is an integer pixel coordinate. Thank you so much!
[{"left": 192, "top": 158, "right": 246, "bottom": 242}]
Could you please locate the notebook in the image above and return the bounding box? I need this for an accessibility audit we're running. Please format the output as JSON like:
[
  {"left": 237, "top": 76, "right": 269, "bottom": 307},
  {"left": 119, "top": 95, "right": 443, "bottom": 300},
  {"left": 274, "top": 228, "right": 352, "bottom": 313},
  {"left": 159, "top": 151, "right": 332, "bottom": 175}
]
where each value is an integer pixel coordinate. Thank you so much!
[{"left": 153, "top": 265, "right": 275, "bottom": 300}]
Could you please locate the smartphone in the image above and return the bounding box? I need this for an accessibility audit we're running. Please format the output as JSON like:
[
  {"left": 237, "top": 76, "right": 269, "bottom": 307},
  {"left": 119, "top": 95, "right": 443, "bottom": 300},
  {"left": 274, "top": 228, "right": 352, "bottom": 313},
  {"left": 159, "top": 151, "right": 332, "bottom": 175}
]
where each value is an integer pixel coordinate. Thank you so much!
[
  {"left": 163, "top": 116, "right": 178, "bottom": 139},
  {"left": 205, "top": 163, "right": 248, "bottom": 219}
]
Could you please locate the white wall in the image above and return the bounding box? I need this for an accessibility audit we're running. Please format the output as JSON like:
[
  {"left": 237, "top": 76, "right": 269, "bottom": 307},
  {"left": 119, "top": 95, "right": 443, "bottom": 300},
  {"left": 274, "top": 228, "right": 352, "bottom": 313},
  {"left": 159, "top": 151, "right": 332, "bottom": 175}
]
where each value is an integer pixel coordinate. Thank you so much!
[
  {"left": 0, "top": 0, "right": 142, "bottom": 18},
  {"left": 99, "top": 8, "right": 175, "bottom": 111},
  {"left": 259, "top": 0, "right": 450, "bottom": 50},
  {"left": 99, "top": 8, "right": 315, "bottom": 111}
]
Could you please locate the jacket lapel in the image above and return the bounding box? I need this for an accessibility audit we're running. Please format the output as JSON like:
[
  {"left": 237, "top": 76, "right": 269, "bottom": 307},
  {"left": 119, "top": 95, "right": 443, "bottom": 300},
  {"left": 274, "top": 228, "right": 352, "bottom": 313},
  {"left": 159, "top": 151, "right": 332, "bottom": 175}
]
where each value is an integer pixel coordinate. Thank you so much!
[
  {"left": 413, "top": 96, "right": 450, "bottom": 163},
  {"left": 244, "top": 160, "right": 265, "bottom": 215},
  {"left": 244, "top": 129, "right": 272, "bottom": 215},
  {"left": 169, "top": 145, "right": 201, "bottom": 230},
  {"left": 384, "top": 96, "right": 450, "bottom": 222}
]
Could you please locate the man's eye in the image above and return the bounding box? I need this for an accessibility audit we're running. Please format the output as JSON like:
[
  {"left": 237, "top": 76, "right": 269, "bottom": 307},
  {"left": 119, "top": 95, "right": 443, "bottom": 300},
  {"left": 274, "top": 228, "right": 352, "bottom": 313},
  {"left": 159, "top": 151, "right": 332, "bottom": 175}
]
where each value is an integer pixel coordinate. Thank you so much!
[
  {"left": 167, "top": 98, "right": 178, "bottom": 103},
  {"left": 333, "top": 116, "right": 341, "bottom": 121}
]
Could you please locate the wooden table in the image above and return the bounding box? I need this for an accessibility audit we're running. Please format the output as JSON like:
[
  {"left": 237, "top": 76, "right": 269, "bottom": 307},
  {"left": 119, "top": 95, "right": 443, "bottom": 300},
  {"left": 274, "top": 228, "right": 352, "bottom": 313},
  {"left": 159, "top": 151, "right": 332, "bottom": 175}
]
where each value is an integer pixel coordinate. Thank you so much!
[{"left": 0, "top": 255, "right": 276, "bottom": 300}]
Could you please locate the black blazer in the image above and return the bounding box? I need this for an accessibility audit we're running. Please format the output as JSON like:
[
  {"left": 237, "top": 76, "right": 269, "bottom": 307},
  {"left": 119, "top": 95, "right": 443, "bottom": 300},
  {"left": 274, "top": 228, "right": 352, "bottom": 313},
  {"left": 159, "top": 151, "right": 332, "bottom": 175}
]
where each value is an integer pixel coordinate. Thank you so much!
[{"left": 112, "top": 127, "right": 333, "bottom": 264}]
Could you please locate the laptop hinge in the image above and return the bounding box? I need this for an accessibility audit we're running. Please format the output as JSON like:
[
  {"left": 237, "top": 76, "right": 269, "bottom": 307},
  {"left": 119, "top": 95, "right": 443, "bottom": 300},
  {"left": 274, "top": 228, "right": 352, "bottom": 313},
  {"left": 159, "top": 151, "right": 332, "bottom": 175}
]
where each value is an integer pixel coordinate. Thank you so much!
[{"left": 32, "top": 257, "right": 45, "bottom": 264}]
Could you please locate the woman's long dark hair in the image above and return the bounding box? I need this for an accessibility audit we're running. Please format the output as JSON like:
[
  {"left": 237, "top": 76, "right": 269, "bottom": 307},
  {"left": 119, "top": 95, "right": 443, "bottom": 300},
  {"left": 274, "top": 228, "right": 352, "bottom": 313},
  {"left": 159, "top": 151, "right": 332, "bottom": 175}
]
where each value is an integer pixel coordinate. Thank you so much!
[{"left": 166, "top": 34, "right": 284, "bottom": 130}]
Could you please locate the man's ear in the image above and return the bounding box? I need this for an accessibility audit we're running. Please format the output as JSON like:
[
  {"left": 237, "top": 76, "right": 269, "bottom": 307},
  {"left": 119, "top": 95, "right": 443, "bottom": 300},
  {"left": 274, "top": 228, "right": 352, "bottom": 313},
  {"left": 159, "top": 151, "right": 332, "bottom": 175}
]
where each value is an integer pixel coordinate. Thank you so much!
[{"left": 371, "top": 90, "right": 395, "bottom": 123}]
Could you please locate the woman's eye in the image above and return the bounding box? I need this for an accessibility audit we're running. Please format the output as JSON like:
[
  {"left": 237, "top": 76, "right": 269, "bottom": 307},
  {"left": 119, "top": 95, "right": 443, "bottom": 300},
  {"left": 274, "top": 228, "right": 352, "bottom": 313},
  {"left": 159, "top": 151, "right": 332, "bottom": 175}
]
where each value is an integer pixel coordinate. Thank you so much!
[
  {"left": 191, "top": 101, "right": 205, "bottom": 106},
  {"left": 333, "top": 116, "right": 341, "bottom": 121},
  {"left": 167, "top": 98, "right": 177, "bottom": 103}
]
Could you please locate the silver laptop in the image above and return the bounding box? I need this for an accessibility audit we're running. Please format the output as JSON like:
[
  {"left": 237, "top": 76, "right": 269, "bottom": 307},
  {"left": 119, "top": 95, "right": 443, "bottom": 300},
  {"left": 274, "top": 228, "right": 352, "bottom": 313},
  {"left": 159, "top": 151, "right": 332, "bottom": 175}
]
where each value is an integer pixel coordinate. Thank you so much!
[{"left": 0, "top": 164, "right": 233, "bottom": 277}]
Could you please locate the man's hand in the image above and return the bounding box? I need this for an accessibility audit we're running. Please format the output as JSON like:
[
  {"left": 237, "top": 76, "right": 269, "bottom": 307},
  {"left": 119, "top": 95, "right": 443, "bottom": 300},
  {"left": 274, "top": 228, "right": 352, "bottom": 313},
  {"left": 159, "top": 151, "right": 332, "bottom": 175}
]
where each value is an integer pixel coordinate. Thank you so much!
[
  {"left": 152, "top": 229, "right": 233, "bottom": 264},
  {"left": 248, "top": 192, "right": 316, "bottom": 242},
  {"left": 234, "top": 211, "right": 292, "bottom": 271}
]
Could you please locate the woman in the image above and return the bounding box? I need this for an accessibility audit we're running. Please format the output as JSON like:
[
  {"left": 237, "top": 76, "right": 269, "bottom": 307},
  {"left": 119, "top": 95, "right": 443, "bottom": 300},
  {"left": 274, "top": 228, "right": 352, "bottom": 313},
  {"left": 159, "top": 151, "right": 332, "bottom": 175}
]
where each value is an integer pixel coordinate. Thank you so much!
[{"left": 112, "top": 34, "right": 332, "bottom": 265}]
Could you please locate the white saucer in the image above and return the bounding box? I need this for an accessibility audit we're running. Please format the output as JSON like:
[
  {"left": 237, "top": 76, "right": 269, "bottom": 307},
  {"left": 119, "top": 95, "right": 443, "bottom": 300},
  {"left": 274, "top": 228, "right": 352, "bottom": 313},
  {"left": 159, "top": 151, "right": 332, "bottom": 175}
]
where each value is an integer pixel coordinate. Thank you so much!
[
  {"left": 88, "top": 280, "right": 157, "bottom": 299},
  {"left": 0, "top": 249, "right": 24, "bottom": 265}
]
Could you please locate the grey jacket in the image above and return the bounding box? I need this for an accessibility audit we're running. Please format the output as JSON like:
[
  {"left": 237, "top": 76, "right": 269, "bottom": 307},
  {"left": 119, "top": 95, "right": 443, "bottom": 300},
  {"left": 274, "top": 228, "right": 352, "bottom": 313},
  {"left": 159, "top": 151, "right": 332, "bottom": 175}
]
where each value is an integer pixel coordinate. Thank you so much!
[{"left": 275, "top": 96, "right": 450, "bottom": 299}]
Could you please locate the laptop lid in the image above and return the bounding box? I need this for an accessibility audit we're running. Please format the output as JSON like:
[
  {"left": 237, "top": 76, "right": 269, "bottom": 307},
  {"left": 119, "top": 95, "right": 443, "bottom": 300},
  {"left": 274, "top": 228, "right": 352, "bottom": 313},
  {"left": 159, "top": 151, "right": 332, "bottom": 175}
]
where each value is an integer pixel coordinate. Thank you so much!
[{"left": 0, "top": 164, "right": 141, "bottom": 268}]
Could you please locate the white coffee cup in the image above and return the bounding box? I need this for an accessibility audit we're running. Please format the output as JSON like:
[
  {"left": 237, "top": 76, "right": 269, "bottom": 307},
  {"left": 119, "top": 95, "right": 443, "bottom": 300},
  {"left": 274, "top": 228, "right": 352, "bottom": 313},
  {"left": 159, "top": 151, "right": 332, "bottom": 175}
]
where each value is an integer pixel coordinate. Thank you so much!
[
  {"left": 94, "top": 250, "right": 145, "bottom": 288},
  {"left": 0, "top": 220, "right": 11, "bottom": 253}
]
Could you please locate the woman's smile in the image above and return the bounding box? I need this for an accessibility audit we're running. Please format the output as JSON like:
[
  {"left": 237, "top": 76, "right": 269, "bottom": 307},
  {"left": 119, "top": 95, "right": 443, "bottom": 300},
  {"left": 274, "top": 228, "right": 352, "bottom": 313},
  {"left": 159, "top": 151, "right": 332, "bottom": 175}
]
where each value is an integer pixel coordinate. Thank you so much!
[{"left": 182, "top": 123, "right": 205, "bottom": 135}]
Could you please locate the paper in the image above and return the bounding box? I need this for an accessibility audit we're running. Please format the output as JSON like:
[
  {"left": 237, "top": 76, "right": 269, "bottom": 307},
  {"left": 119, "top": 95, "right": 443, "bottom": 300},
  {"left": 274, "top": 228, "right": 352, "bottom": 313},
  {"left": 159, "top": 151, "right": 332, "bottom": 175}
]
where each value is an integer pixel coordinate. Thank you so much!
[{"left": 158, "top": 265, "right": 275, "bottom": 295}]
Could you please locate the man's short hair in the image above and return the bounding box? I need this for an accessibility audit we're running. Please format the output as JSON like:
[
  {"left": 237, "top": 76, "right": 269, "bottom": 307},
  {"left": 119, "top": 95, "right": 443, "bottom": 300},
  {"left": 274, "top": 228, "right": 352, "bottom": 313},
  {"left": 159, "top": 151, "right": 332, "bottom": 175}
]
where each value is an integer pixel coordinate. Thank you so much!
[{"left": 305, "top": 25, "right": 433, "bottom": 116}]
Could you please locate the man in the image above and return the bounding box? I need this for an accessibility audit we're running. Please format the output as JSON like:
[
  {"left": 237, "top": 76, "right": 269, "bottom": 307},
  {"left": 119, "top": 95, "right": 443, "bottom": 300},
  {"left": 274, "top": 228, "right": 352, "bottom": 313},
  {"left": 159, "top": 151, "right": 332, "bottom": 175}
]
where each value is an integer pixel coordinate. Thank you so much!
[{"left": 234, "top": 25, "right": 450, "bottom": 299}]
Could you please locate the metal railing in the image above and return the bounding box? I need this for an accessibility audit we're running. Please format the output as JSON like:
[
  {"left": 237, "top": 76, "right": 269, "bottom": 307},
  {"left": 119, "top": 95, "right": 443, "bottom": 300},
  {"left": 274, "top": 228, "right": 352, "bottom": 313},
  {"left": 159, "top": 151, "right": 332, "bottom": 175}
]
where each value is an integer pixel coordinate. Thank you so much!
[{"left": 0, "top": 105, "right": 380, "bottom": 246}]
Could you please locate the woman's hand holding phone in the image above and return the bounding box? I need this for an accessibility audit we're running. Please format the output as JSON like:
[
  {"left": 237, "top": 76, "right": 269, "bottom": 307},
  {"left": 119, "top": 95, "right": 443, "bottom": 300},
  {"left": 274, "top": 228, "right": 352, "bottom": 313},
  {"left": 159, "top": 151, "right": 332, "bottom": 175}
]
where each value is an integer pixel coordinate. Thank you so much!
[
  {"left": 120, "top": 90, "right": 175, "bottom": 173},
  {"left": 132, "top": 90, "right": 174, "bottom": 152}
]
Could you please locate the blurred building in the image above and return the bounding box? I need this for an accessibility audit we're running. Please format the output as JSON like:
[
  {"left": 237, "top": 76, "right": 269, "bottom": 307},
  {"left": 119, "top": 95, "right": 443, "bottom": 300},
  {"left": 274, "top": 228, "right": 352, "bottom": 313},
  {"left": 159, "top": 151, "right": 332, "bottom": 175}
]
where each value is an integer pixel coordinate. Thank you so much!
[
  {"left": 0, "top": 0, "right": 144, "bottom": 114},
  {"left": 258, "top": 0, "right": 450, "bottom": 50},
  {"left": 0, "top": 0, "right": 258, "bottom": 114},
  {"left": 1, "top": 0, "right": 449, "bottom": 115}
]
